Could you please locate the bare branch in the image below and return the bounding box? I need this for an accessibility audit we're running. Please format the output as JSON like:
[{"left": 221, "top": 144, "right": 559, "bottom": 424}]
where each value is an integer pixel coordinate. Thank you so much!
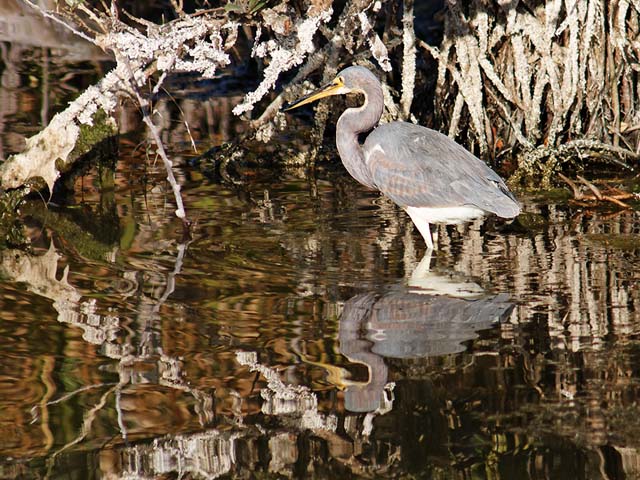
[
  {"left": 400, "top": 0, "right": 416, "bottom": 120},
  {"left": 21, "top": 0, "right": 100, "bottom": 46}
]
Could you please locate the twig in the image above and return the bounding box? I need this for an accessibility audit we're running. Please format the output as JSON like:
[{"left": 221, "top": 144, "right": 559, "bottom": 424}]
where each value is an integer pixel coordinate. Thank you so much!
[
  {"left": 77, "top": 3, "right": 109, "bottom": 33},
  {"left": 140, "top": 105, "right": 189, "bottom": 222},
  {"left": 577, "top": 175, "right": 602, "bottom": 200},
  {"left": 560, "top": 173, "right": 633, "bottom": 208},
  {"left": 558, "top": 172, "right": 582, "bottom": 199},
  {"left": 170, "top": 0, "right": 185, "bottom": 16},
  {"left": 21, "top": 0, "right": 100, "bottom": 46},
  {"left": 113, "top": 50, "right": 189, "bottom": 226},
  {"left": 601, "top": 195, "right": 631, "bottom": 208}
]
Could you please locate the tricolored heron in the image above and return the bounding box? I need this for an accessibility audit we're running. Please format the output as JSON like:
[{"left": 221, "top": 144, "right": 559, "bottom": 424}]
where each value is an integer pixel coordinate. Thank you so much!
[{"left": 284, "top": 66, "right": 520, "bottom": 250}]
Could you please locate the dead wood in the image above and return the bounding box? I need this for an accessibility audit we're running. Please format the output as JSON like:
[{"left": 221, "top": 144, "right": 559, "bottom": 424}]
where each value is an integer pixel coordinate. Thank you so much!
[
  {"left": 6, "top": 0, "right": 640, "bottom": 223},
  {"left": 558, "top": 172, "right": 638, "bottom": 209},
  {"left": 424, "top": 1, "right": 640, "bottom": 185},
  {"left": 3, "top": 0, "right": 337, "bottom": 224}
]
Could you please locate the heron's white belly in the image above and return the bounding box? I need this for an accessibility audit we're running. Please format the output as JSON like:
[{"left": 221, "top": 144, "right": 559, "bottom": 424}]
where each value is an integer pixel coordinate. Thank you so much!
[{"left": 405, "top": 205, "right": 486, "bottom": 225}]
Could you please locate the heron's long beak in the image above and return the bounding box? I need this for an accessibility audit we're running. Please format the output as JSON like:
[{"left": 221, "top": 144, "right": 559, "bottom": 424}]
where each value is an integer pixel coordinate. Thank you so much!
[{"left": 283, "top": 79, "right": 345, "bottom": 111}]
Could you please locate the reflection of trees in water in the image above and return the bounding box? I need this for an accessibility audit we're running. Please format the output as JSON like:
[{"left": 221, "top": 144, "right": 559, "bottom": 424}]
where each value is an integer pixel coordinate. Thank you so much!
[
  {"left": 137, "top": 207, "right": 640, "bottom": 477},
  {"left": 0, "top": 240, "right": 219, "bottom": 468},
  {"left": 1, "top": 179, "right": 640, "bottom": 477},
  {"left": 265, "top": 204, "right": 640, "bottom": 477}
]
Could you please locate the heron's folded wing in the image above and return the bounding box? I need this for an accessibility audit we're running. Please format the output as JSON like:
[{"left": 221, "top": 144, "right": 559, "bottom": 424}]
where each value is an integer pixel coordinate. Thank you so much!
[{"left": 365, "top": 123, "right": 520, "bottom": 218}]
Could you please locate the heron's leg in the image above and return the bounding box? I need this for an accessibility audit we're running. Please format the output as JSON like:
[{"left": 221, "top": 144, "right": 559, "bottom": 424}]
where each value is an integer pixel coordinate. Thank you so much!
[
  {"left": 424, "top": 229, "right": 434, "bottom": 251},
  {"left": 410, "top": 249, "right": 433, "bottom": 278},
  {"left": 404, "top": 209, "right": 434, "bottom": 251}
]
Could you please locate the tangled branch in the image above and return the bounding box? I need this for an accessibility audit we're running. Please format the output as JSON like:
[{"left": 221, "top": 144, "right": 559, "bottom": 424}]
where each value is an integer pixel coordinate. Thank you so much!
[{"left": 429, "top": 0, "right": 640, "bottom": 183}]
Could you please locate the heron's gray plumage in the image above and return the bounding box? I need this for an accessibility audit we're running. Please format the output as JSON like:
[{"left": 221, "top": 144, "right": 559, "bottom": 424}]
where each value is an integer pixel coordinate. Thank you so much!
[
  {"left": 335, "top": 68, "right": 383, "bottom": 189},
  {"left": 365, "top": 123, "right": 520, "bottom": 218}
]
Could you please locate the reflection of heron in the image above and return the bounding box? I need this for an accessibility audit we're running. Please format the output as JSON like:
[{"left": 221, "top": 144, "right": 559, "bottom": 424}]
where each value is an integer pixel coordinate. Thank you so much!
[
  {"left": 285, "top": 66, "right": 520, "bottom": 250},
  {"left": 338, "top": 286, "right": 514, "bottom": 413},
  {"left": 407, "top": 253, "right": 486, "bottom": 297}
]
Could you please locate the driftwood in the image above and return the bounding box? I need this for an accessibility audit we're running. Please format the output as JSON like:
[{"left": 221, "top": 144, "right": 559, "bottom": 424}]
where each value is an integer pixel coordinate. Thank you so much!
[{"left": 558, "top": 172, "right": 638, "bottom": 209}]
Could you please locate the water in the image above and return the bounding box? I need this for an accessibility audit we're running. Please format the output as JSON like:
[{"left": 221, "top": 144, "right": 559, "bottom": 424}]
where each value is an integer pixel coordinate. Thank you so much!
[{"left": 2, "top": 40, "right": 640, "bottom": 480}]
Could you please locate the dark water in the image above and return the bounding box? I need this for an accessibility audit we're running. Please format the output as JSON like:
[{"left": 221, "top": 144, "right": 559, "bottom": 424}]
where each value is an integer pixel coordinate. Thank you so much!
[{"left": 2, "top": 40, "right": 640, "bottom": 480}]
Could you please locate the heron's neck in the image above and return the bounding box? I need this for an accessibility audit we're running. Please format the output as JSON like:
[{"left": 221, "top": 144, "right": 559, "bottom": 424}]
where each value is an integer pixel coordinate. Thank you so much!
[{"left": 336, "top": 89, "right": 383, "bottom": 189}]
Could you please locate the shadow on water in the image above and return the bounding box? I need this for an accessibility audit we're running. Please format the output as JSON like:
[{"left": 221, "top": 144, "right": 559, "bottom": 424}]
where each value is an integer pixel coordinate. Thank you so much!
[{"left": 2, "top": 25, "right": 640, "bottom": 480}]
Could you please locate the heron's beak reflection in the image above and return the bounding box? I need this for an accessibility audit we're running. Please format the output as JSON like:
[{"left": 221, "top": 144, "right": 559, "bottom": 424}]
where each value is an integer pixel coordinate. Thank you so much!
[{"left": 284, "top": 80, "right": 345, "bottom": 111}]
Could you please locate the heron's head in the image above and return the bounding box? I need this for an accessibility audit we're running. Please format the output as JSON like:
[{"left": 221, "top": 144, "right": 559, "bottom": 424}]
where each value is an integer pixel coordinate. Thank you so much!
[{"left": 284, "top": 66, "right": 380, "bottom": 111}]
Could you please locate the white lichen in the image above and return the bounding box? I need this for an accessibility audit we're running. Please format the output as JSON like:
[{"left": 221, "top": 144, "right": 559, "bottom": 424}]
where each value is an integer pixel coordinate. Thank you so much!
[
  {"left": 358, "top": 11, "right": 392, "bottom": 72},
  {"left": 233, "top": 7, "right": 333, "bottom": 115}
]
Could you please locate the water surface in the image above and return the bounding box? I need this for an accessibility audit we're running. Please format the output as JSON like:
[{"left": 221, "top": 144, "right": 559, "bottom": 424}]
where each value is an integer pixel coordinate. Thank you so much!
[{"left": 1, "top": 43, "right": 640, "bottom": 480}]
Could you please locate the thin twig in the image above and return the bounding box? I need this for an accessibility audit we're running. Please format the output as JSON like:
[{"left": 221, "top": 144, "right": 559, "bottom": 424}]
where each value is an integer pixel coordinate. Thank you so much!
[
  {"left": 561, "top": 173, "right": 633, "bottom": 208},
  {"left": 601, "top": 195, "right": 631, "bottom": 208},
  {"left": 77, "top": 3, "right": 109, "bottom": 33},
  {"left": 558, "top": 172, "right": 582, "bottom": 199},
  {"left": 577, "top": 175, "right": 603, "bottom": 200},
  {"left": 21, "top": 0, "right": 100, "bottom": 46},
  {"left": 116, "top": 51, "right": 189, "bottom": 226}
]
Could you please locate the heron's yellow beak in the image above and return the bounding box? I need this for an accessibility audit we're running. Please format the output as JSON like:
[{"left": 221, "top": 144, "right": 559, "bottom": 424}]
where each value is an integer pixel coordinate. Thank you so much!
[{"left": 283, "top": 77, "right": 346, "bottom": 111}]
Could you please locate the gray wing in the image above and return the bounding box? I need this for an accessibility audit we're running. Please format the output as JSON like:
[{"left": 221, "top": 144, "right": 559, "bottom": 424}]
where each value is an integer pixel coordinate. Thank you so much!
[{"left": 364, "top": 122, "right": 520, "bottom": 218}]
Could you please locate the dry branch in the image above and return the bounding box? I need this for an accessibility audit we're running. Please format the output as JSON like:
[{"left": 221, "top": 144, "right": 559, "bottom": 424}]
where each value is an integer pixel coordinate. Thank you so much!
[
  {"left": 558, "top": 172, "right": 637, "bottom": 209},
  {"left": 427, "top": 0, "right": 640, "bottom": 184},
  {"left": 3, "top": 1, "right": 239, "bottom": 224}
]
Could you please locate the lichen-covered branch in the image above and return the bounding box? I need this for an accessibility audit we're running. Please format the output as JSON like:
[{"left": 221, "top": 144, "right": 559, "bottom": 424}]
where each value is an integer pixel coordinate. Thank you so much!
[
  {"left": 0, "top": 67, "right": 121, "bottom": 193},
  {"left": 4, "top": 0, "right": 239, "bottom": 223},
  {"left": 246, "top": 0, "right": 399, "bottom": 150},
  {"left": 232, "top": 4, "right": 333, "bottom": 115}
]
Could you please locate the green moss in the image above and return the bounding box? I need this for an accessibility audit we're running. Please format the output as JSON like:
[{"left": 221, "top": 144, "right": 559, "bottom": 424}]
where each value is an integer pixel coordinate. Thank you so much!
[
  {"left": 69, "top": 109, "right": 118, "bottom": 164},
  {"left": 0, "top": 187, "right": 30, "bottom": 248},
  {"left": 585, "top": 234, "right": 640, "bottom": 250},
  {"left": 0, "top": 109, "right": 118, "bottom": 232},
  {"left": 20, "top": 200, "right": 119, "bottom": 262}
]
